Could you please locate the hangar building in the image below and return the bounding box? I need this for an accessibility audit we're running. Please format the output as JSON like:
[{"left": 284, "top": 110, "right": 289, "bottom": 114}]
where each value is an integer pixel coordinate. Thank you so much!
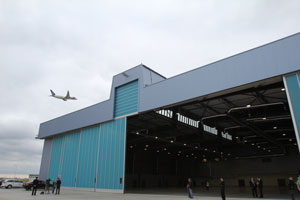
[{"left": 38, "top": 33, "right": 300, "bottom": 193}]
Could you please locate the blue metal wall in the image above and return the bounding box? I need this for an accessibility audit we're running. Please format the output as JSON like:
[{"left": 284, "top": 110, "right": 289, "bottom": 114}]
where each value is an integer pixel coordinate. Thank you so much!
[
  {"left": 48, "top": 135, "right": 64, "bottom": 180},
  {"left": 97, "top": 118, "right": 126, "bottom": 190},
  {"left": 60, "top": 131, "right": 80, "bottom": 187},
  {"left": 47, "top": 118, "right": 126, "bottom": 191},
  {"left": 76, "top": 126, "right": 100, "bottom": 188},
  {"left": 284, "top": 72, "right": 300, "bottom": 152},
  {"left": 114, "top": 80, "right": 138, "bottom": 117}
]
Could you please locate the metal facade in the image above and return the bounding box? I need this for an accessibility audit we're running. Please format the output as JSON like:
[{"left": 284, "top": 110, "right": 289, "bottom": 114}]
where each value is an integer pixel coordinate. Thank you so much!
[
  {"left": 283, "top": 72, "right": 300, "bottom": 152},
  {"left": 46, "top": 118, "right": 126, "bottom": 192},
  {"left": 114, "top": 80, "right": 139, "bottom": 117}
]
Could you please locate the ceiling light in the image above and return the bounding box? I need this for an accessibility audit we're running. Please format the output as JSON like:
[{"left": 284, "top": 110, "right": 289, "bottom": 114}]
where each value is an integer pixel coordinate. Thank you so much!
[
  {"left": 235, "top": 136, "right": 239, "bottom": 139},
  {"left": 273, "top": 126, "right": 277, "bottom": 129},
  {"left": 204, "top": 148, "right": 208, "bottom": 151},
  {"left": 289, "top": 138, "right": 293, "bottom": 142},
  {"left": 263, "top": 148, "right": 266, "bottom": 150},
  {"left": 178, "top": 151, "right": 181, "bottom": 153},
  {"left": 191, "top": 153, "right": 194, "bottom": 156},
  {"left": 168, "top": 152, "right": 171, "bottom": 155},
  {"left": 186, "top": 155, "right": 189, "bottom": 158},
  {"left": 163, "top": 148, "right": 167, "bottom": 151},
  {"left": 184, "top": 143, "right": 187, "bottom": 146},
  {"left": 155, "top": 136, "right": 158, "bottom": 139},
  {"left": 227, "top": 153, "right": 231, "bottom": 156},
  {"left": 281, "top": 88, "right": 285, "bottom": 91},
  {"left": 170, "top": 140, "right": 174, "bottom": 143},
  {"left": 244, "top": 140, "right": 247, "bottom": 143},
  {"left": 220, "top": 152, "right": 224, "bottom": 155},
  {"left": 268, "top": 149, "right": 271, "bottom": 152},
  {"left": 157, "top": 150, "right": 160, "bottom": 153},
  {"left": 177, "top": 154, "right": 180, "bottom": 156},
  {"left": 144, "top": 148, "right": 147, "bottom": 151},
  {"left": 145, "top": 144, "right": 149, "bottom": 147},
  {"left": 136, "top": 132, "right": 140, "bottom": 135},
  {"left": 282, "top": 133, "right": 286, "bottom": 136},
  {"left": 257, "top": 146, "right": 261, "bottom": 148},
  {"left": 194, "top": 156, "right": 197, "bottom": 159},
  {"left": 130, "top": 145, "right": 133, "bottom": 149},
  {"left": 195, "top": 146, "right": 198, "bottom": 149},
  {"left": 262, "top": 117, "right": 267, "bottom": 120},
  {"left": 213, "top": 150, "right": 216, "bottom": 153},
  {"left": 251, "top": 143, "right": 255, "bottom": 146},
  {"left": 203, "top": 159, "right": 207, "bottom": 163},
  {"left": 294, "top": 143, "right": 297, "bottom": 146},
  {"left": 246, "top": 104, "right": 251, "bottom": 108}
]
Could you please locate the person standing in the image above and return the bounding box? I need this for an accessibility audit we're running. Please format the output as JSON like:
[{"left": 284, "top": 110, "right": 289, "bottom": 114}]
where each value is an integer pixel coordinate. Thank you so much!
[
  {"left": 205, "top": 180, "right": 210, "bottom": 191},
  {"left": 45, "top": 178, "right": 50, "bottom": 194},
  {"left": 55, "top": 177, "right": 61, "bottom": 195},
  {"left": 52, "top": 179, "right": 56, "bottom": 194},
  {"left": 257, "top": 177, "right": 263, "bottom": 198},
  {"left": 288, "top": 177, "right": 296, "bottom": 200},
  {"left": 186, "top": 178, "right": 193, "bottom": 199},
  {"left": 220, "top": 177, "right": 225, "bottom": 200},
  {"left": 297, "top": 176, "right": 300, "bottom": 192},
  {"left": 32, "top": 177, "right": 39, "bottom": 196},
  {"left": 250, "top": 177, "right": 258, "bottom": 198}
]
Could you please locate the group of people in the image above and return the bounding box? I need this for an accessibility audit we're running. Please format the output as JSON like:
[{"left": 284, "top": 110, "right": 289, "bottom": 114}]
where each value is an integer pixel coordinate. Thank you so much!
[
  {"left": 186, "top": 176, "right": 300, "bottom": 200},
  {"left": 31, "top": 177, "right": 61, "bottom": 196}
]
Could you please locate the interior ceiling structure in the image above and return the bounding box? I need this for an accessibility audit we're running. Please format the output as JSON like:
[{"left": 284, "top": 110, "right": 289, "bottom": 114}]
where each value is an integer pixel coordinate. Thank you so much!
[{"left": 127, "top": 77, "right": 298, "bottom": 162}]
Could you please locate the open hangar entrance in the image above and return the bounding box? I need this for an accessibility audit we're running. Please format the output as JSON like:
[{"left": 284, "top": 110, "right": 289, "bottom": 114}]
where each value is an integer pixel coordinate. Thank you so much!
[{"left": 124, "top": 76, "right": 300, "bottom": 196}]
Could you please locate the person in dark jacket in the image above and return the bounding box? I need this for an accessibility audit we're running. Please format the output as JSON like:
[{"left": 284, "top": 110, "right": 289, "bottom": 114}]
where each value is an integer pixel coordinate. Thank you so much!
[
  {"left": 52, "top": 179, "right": 56, "bottom": 194},
  {"left": 257, "top": 177, "right": 263, "bottom": 198},
  {"left": 32, "top": 177, "right": 39, "bottom": 196},
  {"left": 288, "top": 177, "right": 296, "bottom": 200},
  {"left": 186, "top": 178, "right": 193, "bottom": 199},
  {"left": 45, "top": 178, "right": 50, "bottom": 194},
  {"left": 250, "top": 177, "right": 258, "bottom": 198},
  {"left": 55, "top": 177, "right": 61, "bottom": 195},
  {"left": 220, "top": 177, "right": 225, "bottom": 200}
]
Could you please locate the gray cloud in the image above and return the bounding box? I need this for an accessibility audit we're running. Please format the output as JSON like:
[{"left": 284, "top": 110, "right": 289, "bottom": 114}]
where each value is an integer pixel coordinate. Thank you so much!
[{"left": 0, "top": 0, "right": 299, "bottom": 175}]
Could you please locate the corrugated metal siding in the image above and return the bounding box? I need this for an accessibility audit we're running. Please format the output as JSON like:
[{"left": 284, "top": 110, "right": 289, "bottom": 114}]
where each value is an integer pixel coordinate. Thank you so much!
[
  {"left": 76, "top": 126, "right": 100, "bottom": 188},
  {"left": 48, "top": 136, "right": 64, "bottom": 180},
  {"left": 46, "top": 118, "right": 126, "bottom": 191},
  {"left": 96, "top": 118, "right": 126, "bottom": 189},
  {"left": 284, "top": 72, "right": 300, "bottom": 152},
  {"left": 60, "top": 131, "right": 80, "bottom": 187},
  {"left": 114, "top": 80, "right": 138, "bottom": 117}
]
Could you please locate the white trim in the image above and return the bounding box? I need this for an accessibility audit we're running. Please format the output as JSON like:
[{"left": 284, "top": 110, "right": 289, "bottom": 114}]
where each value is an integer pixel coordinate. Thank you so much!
[
  {"left": 297, "top": 73, "right": 300, "bottom": 87},
  {"left": 283, "top": 76, "right": 300, "bottom": 153},
  {"left": 114, "top": 112, "right": 138, "bottom": 120}
]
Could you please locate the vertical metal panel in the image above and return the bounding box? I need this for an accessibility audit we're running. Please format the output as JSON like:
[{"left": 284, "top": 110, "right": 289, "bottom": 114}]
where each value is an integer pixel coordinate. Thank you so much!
[
  {"left": 114, "top": 80, "right": 138, "bottom": 117},
  {"left": 48, "top": 135, "right": 64, "bottom": 180},
  {"left": 76, "top": 126, "right": 100, "bottom": 188},
  {"left": 60, "top": 131, "right": 80, "bottom": 187},
  {"left": 283, "top": 72, "right": 300, "bottom": 153},
  {"left": 96, "top": 118, "right": 126, "bottom": 190},
  {"left": 39, "top": 138, "right": 53, "bottom": 181}
]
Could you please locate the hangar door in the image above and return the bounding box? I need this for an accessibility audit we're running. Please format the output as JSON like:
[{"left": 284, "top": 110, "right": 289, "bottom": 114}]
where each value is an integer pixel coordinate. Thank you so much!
[{"left": 47, "top": 118, "right": 126, "bottom": 192}]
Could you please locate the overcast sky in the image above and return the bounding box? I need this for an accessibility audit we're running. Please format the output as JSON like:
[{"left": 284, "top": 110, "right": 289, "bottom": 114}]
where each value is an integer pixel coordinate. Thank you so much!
[{"left": 0, "top": 0, "right": 299, "bottom": 176}]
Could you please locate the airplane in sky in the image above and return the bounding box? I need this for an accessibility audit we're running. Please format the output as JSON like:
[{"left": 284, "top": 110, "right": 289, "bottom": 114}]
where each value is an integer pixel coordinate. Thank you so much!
[{"left": 50, "top": 90, "right": 77, "bottom": 101}]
